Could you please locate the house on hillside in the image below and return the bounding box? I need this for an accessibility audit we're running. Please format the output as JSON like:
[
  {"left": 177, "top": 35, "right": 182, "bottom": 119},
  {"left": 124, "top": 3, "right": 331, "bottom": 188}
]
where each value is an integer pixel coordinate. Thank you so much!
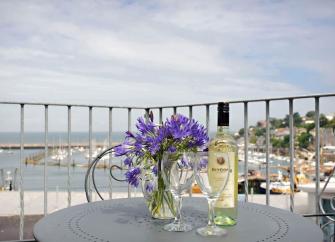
[{"left": 274, "top": 127, "right": 290, "bottom": 139}]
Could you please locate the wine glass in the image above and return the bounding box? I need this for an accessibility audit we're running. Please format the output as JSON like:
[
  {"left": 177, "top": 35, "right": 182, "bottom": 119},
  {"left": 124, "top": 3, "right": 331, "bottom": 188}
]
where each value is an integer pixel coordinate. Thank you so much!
[
  {"left": 161, "top": 151, "right": 195, "bottom": 232},
  {"left": 194, "top": 151, "right": 230, "bottom": 237}
]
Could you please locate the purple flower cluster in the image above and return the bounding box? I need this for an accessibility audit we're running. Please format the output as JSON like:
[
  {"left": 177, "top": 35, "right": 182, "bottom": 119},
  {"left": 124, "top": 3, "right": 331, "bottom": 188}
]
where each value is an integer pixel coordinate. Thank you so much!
[
  {"left": 145, "top": 182, "right": 155, "bottom": 193},
  {"left": 125, "top": 167, "right": 141, "bottom": 187},
  {"left": 114, "top": 114, "right": 209, "bottom": 188},
  {"left": 164, "top": 115, "right": 208, "bottom": 148}
]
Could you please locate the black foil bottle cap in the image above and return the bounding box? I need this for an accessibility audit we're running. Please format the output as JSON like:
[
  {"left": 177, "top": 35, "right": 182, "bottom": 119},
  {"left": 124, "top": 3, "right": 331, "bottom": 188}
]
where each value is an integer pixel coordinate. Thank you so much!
[{"left": 218, "top": 102, "right": 229, "bottom": 126}]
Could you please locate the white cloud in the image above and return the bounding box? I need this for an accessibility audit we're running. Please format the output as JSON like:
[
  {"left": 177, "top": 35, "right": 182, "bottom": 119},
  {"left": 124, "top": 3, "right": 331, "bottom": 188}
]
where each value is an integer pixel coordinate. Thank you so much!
[{"left": 0, "top": 0, "right": 334, "bottom": 131}]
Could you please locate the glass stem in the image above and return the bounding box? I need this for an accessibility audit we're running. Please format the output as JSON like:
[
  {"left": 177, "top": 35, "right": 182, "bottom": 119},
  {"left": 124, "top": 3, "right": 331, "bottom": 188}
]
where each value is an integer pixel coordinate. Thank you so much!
[
  {"left": 174, "top": 195, "right": 182, "bottom": 224},
  {"left": 207, "top": 198, "right": 216, "bottom": 228}
]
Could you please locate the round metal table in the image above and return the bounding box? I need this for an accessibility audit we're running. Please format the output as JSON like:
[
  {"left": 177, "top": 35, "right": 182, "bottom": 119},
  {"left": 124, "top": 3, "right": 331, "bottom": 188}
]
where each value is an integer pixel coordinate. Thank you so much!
[{"left": 34, "top": 197, "right": 322, "bottom": 242}]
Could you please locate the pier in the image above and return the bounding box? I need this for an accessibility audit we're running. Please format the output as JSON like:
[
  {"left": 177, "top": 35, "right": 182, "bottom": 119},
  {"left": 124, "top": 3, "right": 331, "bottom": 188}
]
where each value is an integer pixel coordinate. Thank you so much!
[{"left": 0, "top": 143, "right": 120, "bottom": 150}]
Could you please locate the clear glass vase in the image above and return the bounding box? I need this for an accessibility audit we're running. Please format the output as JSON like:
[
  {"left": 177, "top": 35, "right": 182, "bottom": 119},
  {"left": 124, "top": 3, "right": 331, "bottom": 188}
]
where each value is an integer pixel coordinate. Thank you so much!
[{"left": 141, "top": 172, "right": 175, "bottom": 219}]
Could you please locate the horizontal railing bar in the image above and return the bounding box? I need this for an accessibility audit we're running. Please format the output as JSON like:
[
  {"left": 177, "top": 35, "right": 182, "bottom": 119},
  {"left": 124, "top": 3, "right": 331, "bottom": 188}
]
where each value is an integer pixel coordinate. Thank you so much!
[
  {"left": 1, "top": 93, "right": 335, "bottom": 110},
  {"left": 148, "top": 93, "right": 335, "bottom": 109},
  {"left": 0, "top": 101, "right": 146, "bottom": 109}
]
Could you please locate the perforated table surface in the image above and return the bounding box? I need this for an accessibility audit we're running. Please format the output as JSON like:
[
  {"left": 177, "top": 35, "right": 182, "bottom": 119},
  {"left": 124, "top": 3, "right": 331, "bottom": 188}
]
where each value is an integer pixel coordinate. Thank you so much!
[{"left": 33, "top": 197, "right": 322, "bottom": 242}]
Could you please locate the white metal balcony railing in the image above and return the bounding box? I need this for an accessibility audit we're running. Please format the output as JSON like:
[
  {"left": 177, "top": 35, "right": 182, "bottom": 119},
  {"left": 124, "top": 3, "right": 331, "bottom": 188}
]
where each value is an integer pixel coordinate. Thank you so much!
[{"left": 1, "top": 92, "right": 335, "bottom": 240}]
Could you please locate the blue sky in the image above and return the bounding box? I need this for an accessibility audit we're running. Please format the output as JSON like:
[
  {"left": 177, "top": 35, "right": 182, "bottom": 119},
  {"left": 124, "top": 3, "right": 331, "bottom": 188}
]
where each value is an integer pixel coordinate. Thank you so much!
[{"left": 0, "top": 0, "right": 335, "bottom": 132}]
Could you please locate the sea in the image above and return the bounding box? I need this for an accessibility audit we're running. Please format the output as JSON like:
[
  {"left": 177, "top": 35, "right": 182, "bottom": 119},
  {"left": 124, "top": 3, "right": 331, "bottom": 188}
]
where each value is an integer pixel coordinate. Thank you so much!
[
  {"left": 0, "top": 132, "right": 289, "bottom": 192},
  {"left": 0, "top": 132, "right": 128, "bottom": 192}
]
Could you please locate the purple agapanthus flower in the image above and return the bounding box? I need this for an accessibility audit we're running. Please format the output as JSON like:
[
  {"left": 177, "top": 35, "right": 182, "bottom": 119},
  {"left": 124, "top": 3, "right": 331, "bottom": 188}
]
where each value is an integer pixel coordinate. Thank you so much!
[
  {"left": 152, "top": 166, "right": 158, "bottom": 176},
  {"left": 114, "top": 113, "right": 209, "bottom": 188},
  {"left": 168, "top": 146, "right": 176, "bottom": 152},
  {"left": 125, "top": 131, "right": 135, "bottom": 139},
  {"left": 180, "top": 156, "right": 189, "bottom": 167},
  {"left": 136, "top": 117, "right": 155, "bottom": 135},
  {"left": 114, "top": 139, "right": 133, "bottom": 157},
  {"left": 164, "top": 114, "right": 208, "bottom": 148},
  {"left": 145, "top": 182, "right": 155, "bottom": 193},
  {"left": 125, "top": 167, "right": 141, "bottom": 187},
  {"left": 123, "top": 157, "right": 133, "bottom": 167},
  {"left": 114, "top": 144, "right": 127, "bottom": 156},
  {"left": 199, "top": 158, "right": 208, "bottom": 169}
]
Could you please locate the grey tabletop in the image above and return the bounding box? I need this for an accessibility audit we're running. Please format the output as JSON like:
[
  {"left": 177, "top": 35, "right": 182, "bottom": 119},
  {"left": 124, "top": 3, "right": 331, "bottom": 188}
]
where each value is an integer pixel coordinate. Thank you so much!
[{"left": 34, "top": 197, "right": 322, "bottom": 242}]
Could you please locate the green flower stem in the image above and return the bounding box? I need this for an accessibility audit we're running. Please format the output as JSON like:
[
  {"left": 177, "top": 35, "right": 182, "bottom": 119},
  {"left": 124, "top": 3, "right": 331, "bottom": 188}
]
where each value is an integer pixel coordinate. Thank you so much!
[{"left": 146, "top": 172, "right": 176, "bottom": 218}]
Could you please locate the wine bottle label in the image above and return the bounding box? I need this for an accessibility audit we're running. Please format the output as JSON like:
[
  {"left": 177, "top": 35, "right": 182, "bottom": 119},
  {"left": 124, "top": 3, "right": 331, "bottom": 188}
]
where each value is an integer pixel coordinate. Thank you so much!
[{"left": 208, "top": 151, "right": 235, "bottom": 208}]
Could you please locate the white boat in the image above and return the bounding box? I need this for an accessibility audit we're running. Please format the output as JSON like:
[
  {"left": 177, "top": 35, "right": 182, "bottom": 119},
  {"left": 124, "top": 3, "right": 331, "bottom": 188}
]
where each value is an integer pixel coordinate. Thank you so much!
[
  {"left": 7, "top": 147, "right": 14, "bottom": 154},
  {"left": 260, "top": 181, "right": 291, "bottom": 194},
  {"left": 51, "top": 148, "right": 67, "bottom": 161},
  {"left": 323, "top": 161, "right": 335, "bottom": 167},
  {"left": 85, "top": 150, "right": 111, "bottom": 161},
  {"left": 260, "top": 170, "right": 291, "bottom": 194}
]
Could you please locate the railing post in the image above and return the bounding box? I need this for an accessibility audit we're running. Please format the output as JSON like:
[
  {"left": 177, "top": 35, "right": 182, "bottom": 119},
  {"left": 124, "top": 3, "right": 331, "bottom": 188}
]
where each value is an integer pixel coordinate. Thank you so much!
[
  {"left": 205, "top": 105, "right": 210, "bottom": 135},
  {"left": 44, "top": 105, "right": 48, "bottom": 215},
  {"left": 265, "top": 101, "right": 270, "bottom": 206},
  {"left": 244, "top": 102, "right": 249, "bottom": 202},
  {"left": 188, "top": 105, "right": 194, "bottom": 197},
  {"left": 67, "top": 106, "right": 72, "bottom": 207},
  {"left": 128, "top": 108, "right": 132, "bottom": 198},
  {"left": 88, "top": 107, "right": 93, "bottom": 201},
  {"left": 315, "top": 97, "right": 320, "bottom": 222},
  {"left": 289, "top": 99, "right": 295, "bottom": 212},
  {"left": 109, "top": 107, "right": 113, "bottom": 199},
  {"left": 173, "top": 107, "right": 177, "bottom": 115},
  {"left": 19, "top": 104, "right": 24, "bottom": 240}
]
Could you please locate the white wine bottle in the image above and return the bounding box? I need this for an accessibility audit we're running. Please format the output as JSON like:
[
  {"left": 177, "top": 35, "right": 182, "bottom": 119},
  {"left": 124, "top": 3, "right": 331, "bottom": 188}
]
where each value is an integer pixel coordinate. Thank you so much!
[{"left": 208, "top": 102, "right": 238, "bottom": 226}]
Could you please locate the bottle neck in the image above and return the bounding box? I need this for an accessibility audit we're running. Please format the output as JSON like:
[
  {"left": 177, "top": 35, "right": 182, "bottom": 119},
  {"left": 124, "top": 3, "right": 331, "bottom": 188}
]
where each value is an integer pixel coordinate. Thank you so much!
[
  {"left": 217, "top": 125, "right": 229, "bottom": 134},
  {"left": 217, "top": 110, "right": 229, "bottom": 127}
]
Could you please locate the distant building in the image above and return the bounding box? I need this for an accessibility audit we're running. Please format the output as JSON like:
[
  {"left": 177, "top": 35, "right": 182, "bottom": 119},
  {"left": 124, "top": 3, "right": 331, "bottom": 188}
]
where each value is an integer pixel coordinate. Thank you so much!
[
  {"left": 310, "top": 128, "right": 335, "bottom": 146},
  {"left": 326, "top": 113, "right": 335, "bottom": 121},
  {"left": 322, "top": 146, "right": 335, "bottom": 162},
  {"left": 256, "top": 136, "right": 265, "bottom": 148},
  {"left": 320, "top": 128, "right": 335, "bottom": 146},
  {"left": 274, "top": 127, "right": 290, "bottom": 139},
  {"left": 304, "top": 119, "right": 314, "bottom": 125},
  {"left": 257, "top": 120, "right": 267, "bottom": 128}
]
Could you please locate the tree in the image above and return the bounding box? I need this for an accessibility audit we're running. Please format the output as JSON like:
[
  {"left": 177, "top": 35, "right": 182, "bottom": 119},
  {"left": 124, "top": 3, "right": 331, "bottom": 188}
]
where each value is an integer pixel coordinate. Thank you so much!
[
  {"left": 250, "top": 135, "right": 257, "bottom": 144},
  {"left": 271, "top": 138, "right": 282, "bottom": 148},
  {"left": 238, "top": 128, "right": 244, "bottom": 136},
  {"left": 305, "top": 123, "right": 315, "bottom": 133},
  {"left": 320, "top": 114, "right": 328, "bottom": 127},
  {"left": 271, "top": 135, "right": 290, "bottom": 148},
  {"left": 270, "top": 118, "right": 283, "bottom": 129},
  {"left": 255, "top": 127, "right": 266, "bottom": 137},
  {"left": 282, "top": 135, "right": 290, "bottom": 148},
  {"left": 306, "top": 111, "right": 315, "bottom": 118},
  {"left": 298, "top": 132, "right": 312, "bottom": 149},
  {"left": 283, "top": 115, "right": 289, "bottom": 127},
  {"left": 283, "top": 112, "right": 302, "bottom": 127},
  {"left": 325, "top": 118, "right": 335, "bottom": 131}
]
